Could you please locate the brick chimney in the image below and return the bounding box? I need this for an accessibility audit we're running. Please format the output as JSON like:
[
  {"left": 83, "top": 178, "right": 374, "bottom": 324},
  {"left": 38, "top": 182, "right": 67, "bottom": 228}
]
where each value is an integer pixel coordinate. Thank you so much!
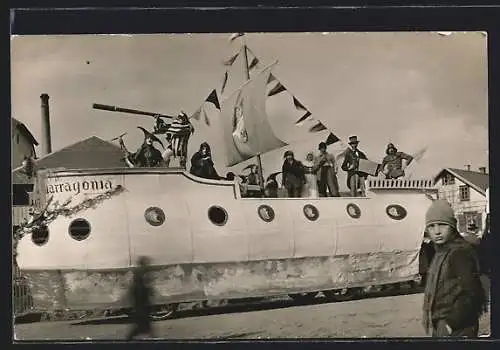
[
  {"left": 465, "top": 164, "right": 471, "bottom": 171},
  {"left": 40, "top": 93, "right": 52, "bottom": 156},
  {"left": 479, "top": 166, "right": 487, "bottom": 174}
]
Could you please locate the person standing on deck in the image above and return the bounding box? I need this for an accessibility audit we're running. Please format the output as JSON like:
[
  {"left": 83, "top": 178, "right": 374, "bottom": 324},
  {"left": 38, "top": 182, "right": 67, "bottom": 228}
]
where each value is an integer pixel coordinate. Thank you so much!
[
  {"left": 341, "top": 136, "right": 368, "bottom": 197},
  {"left": 302, "top": 152, "right": 319, "bottom": 198},
  {"left": 168, "top": 112, "right": 194, "bottom": 169},
  {"left": 315, "top": 142, "right": 340, "bottom": 197},
  {"left": 380, "top": 143, "right": 414, "bottom": 179},
  {"left": 281, "top": 151, "right": 306, "bottom": 198}
]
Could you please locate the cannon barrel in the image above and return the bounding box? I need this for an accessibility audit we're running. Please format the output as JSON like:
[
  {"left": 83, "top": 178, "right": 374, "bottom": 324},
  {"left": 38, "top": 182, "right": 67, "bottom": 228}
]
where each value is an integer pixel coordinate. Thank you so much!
[{"left": 92, "top": 103, "right": 174, "bottom": 120}]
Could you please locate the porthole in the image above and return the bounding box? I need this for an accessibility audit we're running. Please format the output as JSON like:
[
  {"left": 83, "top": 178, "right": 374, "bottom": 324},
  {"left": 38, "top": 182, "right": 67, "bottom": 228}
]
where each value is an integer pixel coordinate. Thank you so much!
[
  {"left": 346, "top": 203, "right": 361, "bottom": 219},
  {"left": 68, "top": 218, "right": 91, "bottom": 241},
  {"left": 386, "top": 204, "right": 407, "bottom": 220},
  {"left": 258, "top": 205, "right": 275, "bottom": 222},
  {"left": 144, "top": 207, "right": 166, "bottom": 227},
  {"left": 303, "top": 204, "right": 319, "bottom": 221},
  {"left": 32, "top": 225, "right": 49, "bottom": 246},
  {"left": 208, "top": 206, "right": 228, "bottom": 226}
]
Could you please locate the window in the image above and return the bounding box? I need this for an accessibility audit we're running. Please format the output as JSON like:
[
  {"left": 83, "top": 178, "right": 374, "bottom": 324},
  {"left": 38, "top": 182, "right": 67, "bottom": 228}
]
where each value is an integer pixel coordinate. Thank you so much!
[
  {"left": 459, "top": 185, "right": 470, "bottom": 202},
  {"left": 442, "top": 174, "right": 455, "bottom": 185},
  {"left": 32, "top": 225, "right": 49, "bottom": 246},
  {"left": 68, "top": 219, "right": 91, "bottom": 241},
  {"left": 144, "top": 207, "right": 166, "bottom": 226},
  {"left": 208, "top": 206, "right": 228, "bottom": 226}
]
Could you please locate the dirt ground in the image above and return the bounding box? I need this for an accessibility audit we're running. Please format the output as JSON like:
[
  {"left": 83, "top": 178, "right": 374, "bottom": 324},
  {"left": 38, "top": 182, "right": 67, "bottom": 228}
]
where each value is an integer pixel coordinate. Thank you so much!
[{"left": 13, "top": 290, "right": 491, "bottom": 341}]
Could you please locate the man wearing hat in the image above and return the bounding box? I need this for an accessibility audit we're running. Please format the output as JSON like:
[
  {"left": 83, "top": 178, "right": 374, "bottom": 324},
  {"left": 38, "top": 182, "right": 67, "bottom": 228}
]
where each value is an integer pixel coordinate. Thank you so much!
[
  {"left": 167, "top": 111, "right": 195, "bottom": 169},
  {"left": 422, "top": 200, "right": 488, "bottom": 338},
  {"left": 120, "top": 127, "right": 165, "bottom": 168},
  {"left": 314, "top": 142, "right": 340, "bottom": 197},
  {"left": 341, "top": 135, "right": 368, "bottom": 197},
  {"left": 380, "top": 143, "right": 414, "bottom": 179}
]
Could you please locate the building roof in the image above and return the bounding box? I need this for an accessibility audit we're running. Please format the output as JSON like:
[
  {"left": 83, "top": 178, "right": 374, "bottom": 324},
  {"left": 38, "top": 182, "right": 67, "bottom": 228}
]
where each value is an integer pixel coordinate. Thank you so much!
[
  {"left": 12, "top": 136, "right": 128, "bottom": 184},
  {"left": 12, "top": 118, "right": 39, "bottom": 146},
  {"left": 434, "top": 167, "right": 489, "bottom": 196}
]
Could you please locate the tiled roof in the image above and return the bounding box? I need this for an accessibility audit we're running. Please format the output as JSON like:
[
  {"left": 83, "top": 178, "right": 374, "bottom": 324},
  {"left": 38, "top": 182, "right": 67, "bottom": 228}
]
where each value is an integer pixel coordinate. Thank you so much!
[
  {"left": 12, "top": 136, "right": 128, "bottom": 184},
  {"left": 12, "top": 118, "right": 39, "bottom": 146},
  {"left": 434, "top": 167, "right": 489, "bottom": 195}
]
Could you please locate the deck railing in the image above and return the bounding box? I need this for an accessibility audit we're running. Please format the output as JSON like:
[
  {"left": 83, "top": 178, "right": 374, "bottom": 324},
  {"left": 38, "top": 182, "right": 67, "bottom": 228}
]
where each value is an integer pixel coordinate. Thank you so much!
[{"left": 366, "top": 179, "right": 436, "bottom": 190}]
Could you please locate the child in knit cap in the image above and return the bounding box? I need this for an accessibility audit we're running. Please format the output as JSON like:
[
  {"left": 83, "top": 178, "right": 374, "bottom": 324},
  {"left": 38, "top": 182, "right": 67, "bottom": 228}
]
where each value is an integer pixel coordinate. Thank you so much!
[{"left": 422, "top": 200, "right": 488, "bottom": 338}]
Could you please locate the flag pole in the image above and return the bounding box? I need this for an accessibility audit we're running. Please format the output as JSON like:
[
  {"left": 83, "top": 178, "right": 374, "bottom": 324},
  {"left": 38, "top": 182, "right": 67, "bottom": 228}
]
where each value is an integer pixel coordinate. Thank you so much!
[{"left": 242, "top": 36, "right": 265, "bottom": 191}]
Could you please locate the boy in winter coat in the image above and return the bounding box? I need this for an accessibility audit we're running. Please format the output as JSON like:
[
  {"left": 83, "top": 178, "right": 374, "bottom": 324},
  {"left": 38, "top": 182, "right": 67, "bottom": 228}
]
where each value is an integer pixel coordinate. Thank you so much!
[{"left": 422, "top": 200, "right": 488, "bottom": 338}]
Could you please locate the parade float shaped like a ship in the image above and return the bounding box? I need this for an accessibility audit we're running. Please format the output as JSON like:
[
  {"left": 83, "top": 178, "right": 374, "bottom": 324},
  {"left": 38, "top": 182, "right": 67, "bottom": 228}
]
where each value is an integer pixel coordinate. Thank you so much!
[{"left": 16, "top": 38, "right": 437, "bottom": 318}]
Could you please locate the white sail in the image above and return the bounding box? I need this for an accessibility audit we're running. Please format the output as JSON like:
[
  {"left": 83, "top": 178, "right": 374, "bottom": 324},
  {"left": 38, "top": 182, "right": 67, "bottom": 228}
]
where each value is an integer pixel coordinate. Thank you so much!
[{"left": 220, "top": 63, "right": 288, "bottom": 167}]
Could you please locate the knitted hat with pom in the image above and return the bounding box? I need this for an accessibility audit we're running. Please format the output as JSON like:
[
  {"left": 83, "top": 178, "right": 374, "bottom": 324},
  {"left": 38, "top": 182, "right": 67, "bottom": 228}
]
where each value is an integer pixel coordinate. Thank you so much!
[{"left": 425, "top": 199, "right": 457, "bottom": 230}]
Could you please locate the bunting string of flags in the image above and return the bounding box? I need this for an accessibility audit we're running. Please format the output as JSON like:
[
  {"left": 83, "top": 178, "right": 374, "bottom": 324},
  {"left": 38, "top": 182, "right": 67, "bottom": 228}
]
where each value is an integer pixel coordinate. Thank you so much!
[
  {"left": 190, "top": 89, "right": 221, "bottom": 126},
  {"left": 207, "top": 36, "right": 342, "bottom": 148},
  {"left": 265, "top": 71, "right": 335, "bottom": 141}
]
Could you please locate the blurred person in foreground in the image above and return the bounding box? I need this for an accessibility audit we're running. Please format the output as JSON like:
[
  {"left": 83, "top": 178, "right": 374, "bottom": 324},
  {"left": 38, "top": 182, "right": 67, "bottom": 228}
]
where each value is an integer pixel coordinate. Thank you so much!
[
  {"left": 422, "top": 200, "right": 488, "bottom": 338},
  {"left": 126, "top": 256, "right": 156, "bottom": 340}
]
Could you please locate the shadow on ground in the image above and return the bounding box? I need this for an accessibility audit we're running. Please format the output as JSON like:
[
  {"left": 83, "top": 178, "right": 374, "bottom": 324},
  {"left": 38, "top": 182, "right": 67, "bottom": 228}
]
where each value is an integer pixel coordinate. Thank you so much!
[{"left": 71, "top": 285, "right": 424, "bottom": 326}]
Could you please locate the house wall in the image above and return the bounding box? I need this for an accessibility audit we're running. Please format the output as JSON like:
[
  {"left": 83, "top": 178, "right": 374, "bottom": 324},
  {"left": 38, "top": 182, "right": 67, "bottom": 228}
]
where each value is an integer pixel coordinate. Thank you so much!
[
  {"left": 12, "top": 129, "right": 36, "bottom": 169},
  {"left": 437, "top": 176, "right": 486, "bottom": 232}
]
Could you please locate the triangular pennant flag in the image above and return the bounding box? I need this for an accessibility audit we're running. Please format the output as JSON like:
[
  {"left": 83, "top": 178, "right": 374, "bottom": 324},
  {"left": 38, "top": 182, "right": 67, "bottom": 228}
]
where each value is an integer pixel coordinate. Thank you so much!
[
  {"left": 309, "top": 121, "right": 327, "bottom": 133},
  {"left": 221, "top": 71, "right": 229, "bottom": 94},
  {"left": 229, "top": 33, "right": 245, "bottom": 42},
  {"left": 203, "top": 108, "right": 210, "bottom": 126},
  {"left": 205, "top": 89, "right": 221, "bottom": 110},
  {"left": 267, "top": 74, "right": 277, "bottom": 84},
  {"left": 248, "top": 57, "right": 259, "bottom": 70},
  {"left": 267, "top": 81, "right": 287, "bottom": 97},
  {"left": 295, "top": 111, "right": 312, "bottom": 125},
  {"left": 191, "top": 106, "right": 202, "bottom": 121},
  {"left": 293, "top": 96, "right": 307, "bottom": 111},
  {"left": 223, "top": 52, "right": 240, "bottom": 66},
  {"left": 325, "top": 132, "right": 340, "bottom": 145}
]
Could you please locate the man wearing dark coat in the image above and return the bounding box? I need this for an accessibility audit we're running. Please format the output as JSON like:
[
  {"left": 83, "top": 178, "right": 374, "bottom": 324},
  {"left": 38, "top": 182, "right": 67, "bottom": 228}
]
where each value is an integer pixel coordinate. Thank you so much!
[
  {"left": 341, "top": 136, "right": 368, "bottom": 197},
  {"left": 281, "top": 150, "right": 306, "bottom": 198}
]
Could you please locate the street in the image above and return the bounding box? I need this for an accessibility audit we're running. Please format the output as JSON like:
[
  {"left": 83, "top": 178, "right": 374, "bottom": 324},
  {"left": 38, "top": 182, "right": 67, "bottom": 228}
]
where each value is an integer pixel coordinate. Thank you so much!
[{"left": 14, "top": 289, "right": 491, "bottom": 340}]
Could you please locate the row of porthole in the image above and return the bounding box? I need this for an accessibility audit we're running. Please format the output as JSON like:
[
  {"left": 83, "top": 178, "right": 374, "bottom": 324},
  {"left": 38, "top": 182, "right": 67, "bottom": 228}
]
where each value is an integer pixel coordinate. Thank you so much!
[
  {"left": 145, "top": 203, "right": 408, "bottom": 227},
  {"left": 31, "top": 218, "right": 91, "bottom": 246},
  {"left": 31, "top": 203, "right": 409, "bottom": 246}
]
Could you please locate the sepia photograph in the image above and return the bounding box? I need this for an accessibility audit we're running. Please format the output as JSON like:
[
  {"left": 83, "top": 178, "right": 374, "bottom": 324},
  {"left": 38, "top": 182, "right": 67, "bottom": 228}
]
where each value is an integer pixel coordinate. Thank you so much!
[{"left": 11, "top": 32, "right": 490, "bottom": 340}]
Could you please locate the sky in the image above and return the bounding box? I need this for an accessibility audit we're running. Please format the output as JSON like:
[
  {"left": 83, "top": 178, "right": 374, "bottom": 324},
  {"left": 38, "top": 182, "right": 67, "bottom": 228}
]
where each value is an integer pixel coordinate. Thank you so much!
[{"left": 11, "top": 32, "right": 488, "bottom": 188}]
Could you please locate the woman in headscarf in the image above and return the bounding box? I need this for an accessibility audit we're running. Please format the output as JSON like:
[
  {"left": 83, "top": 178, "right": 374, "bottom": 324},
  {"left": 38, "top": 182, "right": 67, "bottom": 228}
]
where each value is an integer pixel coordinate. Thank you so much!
[{"left": 189, "top": 142, "right": 220, "bottom": 180}]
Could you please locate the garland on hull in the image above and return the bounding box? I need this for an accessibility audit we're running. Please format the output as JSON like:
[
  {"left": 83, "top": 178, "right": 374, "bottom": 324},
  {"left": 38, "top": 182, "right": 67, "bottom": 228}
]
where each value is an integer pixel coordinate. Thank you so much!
[{"left": 13, "top": 185, "right": 126, "bottom": 258}]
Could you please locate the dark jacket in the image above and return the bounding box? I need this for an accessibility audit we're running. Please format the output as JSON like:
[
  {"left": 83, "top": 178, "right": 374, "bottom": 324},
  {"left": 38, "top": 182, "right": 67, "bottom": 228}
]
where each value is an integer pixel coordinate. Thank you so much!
[
  {"left": 282, "top": 159, "right": 306, "bottom": 188},
  {"left": 341, "top": 148, "right": 368, "bottom": 177},
  {"left": 381, "top": 152, "right": 413, "bottom": 179},
  {"left": 132, "top": 144, "right": 164, "bottom": 168},
  {"left": 422, "top": 235, "right": 487, "bottom": 334}
]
